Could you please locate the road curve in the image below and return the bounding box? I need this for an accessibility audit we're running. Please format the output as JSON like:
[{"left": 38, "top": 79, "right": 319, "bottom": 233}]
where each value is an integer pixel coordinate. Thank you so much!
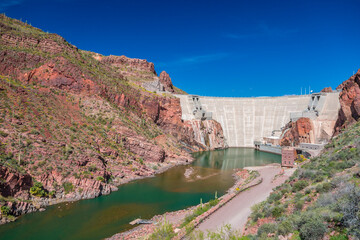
[{"left": 197, "top": 165, "right": 294, "bottom": 233}]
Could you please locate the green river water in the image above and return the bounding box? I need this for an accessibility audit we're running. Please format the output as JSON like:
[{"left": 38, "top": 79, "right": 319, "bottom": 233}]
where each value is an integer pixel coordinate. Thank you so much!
[{"left": 0, "top": 148, "right": 280, "bottom": 240}]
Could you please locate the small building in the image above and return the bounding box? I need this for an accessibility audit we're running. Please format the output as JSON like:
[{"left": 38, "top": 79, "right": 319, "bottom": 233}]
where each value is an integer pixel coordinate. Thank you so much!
[{"left": 281, "top": 147, "right": 297, "bottom": 167}]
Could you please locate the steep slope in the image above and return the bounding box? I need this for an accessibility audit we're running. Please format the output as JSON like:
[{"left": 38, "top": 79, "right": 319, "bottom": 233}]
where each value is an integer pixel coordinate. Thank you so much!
[
  {"left": 241, "top": 72, "right": 360, "bottom": 239},
  {"left": 244, "top": 121, "right": 360, "bottom": 240},
  {"left": 335, "top": 69, "right": 360, "bottom": 133},
  {"left": 0, "top": 15, "right": 226, "bottom": 223}
]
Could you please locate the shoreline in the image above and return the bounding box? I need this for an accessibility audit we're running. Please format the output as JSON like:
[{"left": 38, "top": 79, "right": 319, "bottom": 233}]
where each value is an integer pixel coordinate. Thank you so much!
[
  {"left": 107, "top": 163, "right": 287, "bottom": 240},
  {"left": 0, "top": 155, "right": 198, "bottom": 225},
  {"left": 107, "top": 163, "right": 296, "bottom": 240}
]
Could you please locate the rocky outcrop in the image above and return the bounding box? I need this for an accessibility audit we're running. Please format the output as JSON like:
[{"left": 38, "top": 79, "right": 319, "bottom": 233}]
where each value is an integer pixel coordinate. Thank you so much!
[
  {"left": 186, "top": 119, "right": 227, "bottom": 150},
  {"left": 101, "top": 55, "right": 156, "bottom": 75},
  {"left": 159, "top": 71, "right": 174, "bottom": 93},
  {"left": 280, "top": 118, "right": 314, "bottom": 146},
  {"left": 0, "top": 15, "right": 227, "bottom": 224},
  {"left": 0, "top": 32, "right": 73, "bottom": 54},
  {"left": 0, "top": 166, "right": 32, "bottom": 199},
  {"left": 122, "top": 135, "right": 165, "bottom": 163},
  {"left": 6, "top": 201, "right": 37, "bottom": 216},
  {"left": 321, "top": 87, "right": 333, "bottom": 93},
  {"left": 335, "top": 69, "right": 360, "bottom": 133}
]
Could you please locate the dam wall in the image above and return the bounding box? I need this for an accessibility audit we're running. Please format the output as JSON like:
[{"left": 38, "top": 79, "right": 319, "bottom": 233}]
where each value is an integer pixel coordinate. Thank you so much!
[{"left": 176, "top": 92, "right": 340, "bottom": 147}]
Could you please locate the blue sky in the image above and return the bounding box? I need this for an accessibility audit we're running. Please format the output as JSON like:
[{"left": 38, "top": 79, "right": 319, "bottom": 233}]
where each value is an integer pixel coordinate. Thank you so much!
[{"left": 2, "top": 0, "right": 360, "bottom": 97}]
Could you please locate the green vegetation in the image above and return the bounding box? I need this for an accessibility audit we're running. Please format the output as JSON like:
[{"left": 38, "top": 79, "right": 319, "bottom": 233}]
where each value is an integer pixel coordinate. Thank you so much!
[
  {"left": 62, "top": 182, "right": 74, "bottom": 194},
  {"left": 186, "top": 122, "right": 360, "bottom": 240},
  {"left": 245, "top": 122, "right": 360, "bottom": 240},
  {"left": 292, "top": 180, "right": 308, "bottom": 192},
  {"left": 181, "top": 198, "right": 219, "bottom": 228},
  {"left": 149, "top": 220, "right": 175, "bottom": 240},
  {"left": 96, "top": 176, "right": 105, "bottom": 182},
  {"left": 1, "top": 205, "right": 11, "bottom": 216},
  {"left": 188, "top": 224, "right": 247, "bottom": 240},
  {"left": 30, "top": 181, "right": 47, "bottom": 197}
]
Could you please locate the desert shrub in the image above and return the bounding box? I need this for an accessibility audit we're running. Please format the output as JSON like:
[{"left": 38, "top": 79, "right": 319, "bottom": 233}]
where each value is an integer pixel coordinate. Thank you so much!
[
  {"left": 62, "top": 182, "right": 74, "bottom": 194},
  {"left": 208, "top": 198, "right": 219, "bottom": 207},
  {"left": 88, "top": 165, "right": 97, "bottom": 172},
  {"left": 96, "top": 176, "right": 105, "bottom": 182},
  {"left": 0, "top": 205, "right": 11, "bottom": 216},
  {"left": 316, "top": 183, "right": 332, "bottom": 193},
  {"left": 295, "top": 192, "right": 303, "bottom": 200},
  {"left": 338, "top": 184, "right": 360, "bottom": 239},
  {"left": 257, "top": 223, "right": 278, "bottom": 237},
  {"left": 299, "top": 217, "right": 326, "bottom": 240},
  {"left": 49, "top": 190, "right": 56, "bottom": 198},
  {"left": 271, "top": 206, "right": 284, "bottom": 218},
  {"left": 316, "top": 184, "right": 324, "bottom": 193},
  {"left": 316, "top": 192, "right": 336, "bottom": 207},
  {"left": 149, "top": 220, "right": 175, "bottom": 240},
  {"left": 322, "top": 182, "right": 332, "bottom": 192},
  {"left": 205, "top": 224, "right": 244, "bottom": 240},
  {"left": 250, "top": 202, "right": 265, "bottom": 221},
  {"left": 30, "top": 181, "right": 47, "bottom": 197},
  {"left": 314, "top": 174, "right": 325, "bottom": 182},
  {"left": 268, "top": 192, "right": 282, "bottom": 203},
  {"left": 182, "top": 198, "right": 218, "bottom": 227},
  {"left": 281, "top": 188, "right": 289, "bottom": 195},
  {"left": 299, "top": 169, "right": 317, "bottom": 180},
  {"left": 292, "top": 180, "right": 308, "bottom": 192},
  {"left": 277, "top": 220, "right": 294, "bottom": 236},
  {"left": 330, "top": 234, "right": 348, "bottom": 240},
  {"left": 295, "top": 200, "right": 304, "bottom": 211},
  {"left": 304, "top": 196, "right": 311, "bottom": 202},
  {"left": 262, "top": 203, "right": 273, "bottom": 218}
]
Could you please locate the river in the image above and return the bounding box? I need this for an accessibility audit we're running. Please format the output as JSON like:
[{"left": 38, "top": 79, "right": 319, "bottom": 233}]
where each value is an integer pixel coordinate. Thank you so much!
[{"left": 0, "top": 148, "right": 280, "bottom": 240}]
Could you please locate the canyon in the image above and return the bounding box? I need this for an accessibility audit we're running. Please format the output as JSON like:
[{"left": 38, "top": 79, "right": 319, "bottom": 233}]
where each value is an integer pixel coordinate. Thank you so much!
[
  {"left": 0, "top": 13, "right": 360, "bottom": 240},
  {"left": 0, "top": 14, "right": 226, "bottom": 223}
]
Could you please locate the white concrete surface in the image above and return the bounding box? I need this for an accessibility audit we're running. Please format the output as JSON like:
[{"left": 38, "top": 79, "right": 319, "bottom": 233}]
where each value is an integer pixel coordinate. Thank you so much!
[{"left": 175, "top": 92, "right": 340, "bottom": 147}]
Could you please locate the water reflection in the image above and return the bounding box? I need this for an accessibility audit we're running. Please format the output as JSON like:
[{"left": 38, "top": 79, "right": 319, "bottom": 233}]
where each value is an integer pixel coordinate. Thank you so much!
[
  {"left": 0, "top": 148, "right": 280, "bottom": 240},
  {"left": 192, "top": 148, "right": 281, "bottom": 170}
]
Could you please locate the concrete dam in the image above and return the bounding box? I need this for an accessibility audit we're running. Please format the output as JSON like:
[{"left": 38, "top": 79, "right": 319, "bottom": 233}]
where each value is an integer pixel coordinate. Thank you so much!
[{"left": 175, "top": 92, "right": 340, "bottom": 147}]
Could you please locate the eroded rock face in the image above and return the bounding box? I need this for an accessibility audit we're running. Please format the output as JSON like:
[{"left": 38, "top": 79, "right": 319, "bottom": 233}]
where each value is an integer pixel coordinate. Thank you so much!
[
  {"left": 154, "top": 97, "right": 206, "bottom": 151},
  {"left": 101, "top": 55, "right": 156, "bottom": 75},
  {"left": 335, "top": 69, "right": 360, "bottom": 133},
  {"left": 159, "top": 71, "right": 174, "bottom": 93},
  {"left": 1, "top": 32, "right": 73, "bottom": 54},
  {"left": 6, "top": 201, "right": 37, "bottom": 216},
  {"left": 0, "top": 166, "right": 32, "bottom": 199},
  {"left": 321, "top": 87, "right": 333, "bottom": 93},
  {"left": 0, "top": 15, "right": 227, "bottom": 223},
  {"left": 122, "top": 135, "right": 165, "bottom": 163},
  {"left": 186, "top": 119, "right": 227, "bottom": 150},
  {"left": 280, "top": 118, "right": 314, "bottom": 146}
]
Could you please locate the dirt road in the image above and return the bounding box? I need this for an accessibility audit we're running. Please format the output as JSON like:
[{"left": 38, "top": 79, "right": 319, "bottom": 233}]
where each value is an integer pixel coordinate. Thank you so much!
[{"left": 197, "top": 165, "right": 294, "bottom": 233}]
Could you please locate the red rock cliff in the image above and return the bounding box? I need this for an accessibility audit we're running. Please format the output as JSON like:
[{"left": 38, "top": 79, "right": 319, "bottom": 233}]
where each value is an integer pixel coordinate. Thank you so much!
[
  {"left": 159, "top": 71, "right": 175, "bottom": 93},
  {"left": 335, "top": 69, "right": 360, "bottom": 133},
  {"left": 280, "top": 118, "right": 314, "bottom": 146}
]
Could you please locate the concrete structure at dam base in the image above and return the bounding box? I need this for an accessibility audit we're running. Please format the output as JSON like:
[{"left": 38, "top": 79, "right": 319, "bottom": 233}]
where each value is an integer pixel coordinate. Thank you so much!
[{"left": 175, "top": 91, "right": 341, "bottom": 154}]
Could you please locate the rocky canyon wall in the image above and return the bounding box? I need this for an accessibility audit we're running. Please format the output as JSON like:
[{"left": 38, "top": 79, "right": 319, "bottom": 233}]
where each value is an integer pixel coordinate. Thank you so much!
[{"left": 335, "top": 69, "right": 360, "bottom": 133}]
